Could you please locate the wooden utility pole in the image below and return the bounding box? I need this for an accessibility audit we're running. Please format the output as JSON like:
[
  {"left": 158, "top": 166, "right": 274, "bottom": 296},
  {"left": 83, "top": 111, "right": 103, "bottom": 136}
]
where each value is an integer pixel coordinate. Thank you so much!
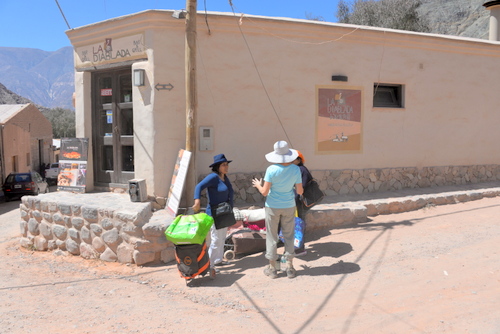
[{"left": 183, "top": 0, "right": 197, "bottom": 208}]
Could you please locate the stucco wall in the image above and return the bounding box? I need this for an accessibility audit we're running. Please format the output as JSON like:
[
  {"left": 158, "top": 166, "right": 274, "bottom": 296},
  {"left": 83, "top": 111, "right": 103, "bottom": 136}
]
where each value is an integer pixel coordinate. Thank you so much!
[
  {"left": 189, "top": 16, "right": 500, "bottom": 172},
  {"left": 67, "top": 10, "right": 500, "bottom": 201},
  {"left": 3, "top": 123, "right": 30, "bottom": 174},
  {"left": 2, "top": 104, "right": 53, "bottom": 175}
]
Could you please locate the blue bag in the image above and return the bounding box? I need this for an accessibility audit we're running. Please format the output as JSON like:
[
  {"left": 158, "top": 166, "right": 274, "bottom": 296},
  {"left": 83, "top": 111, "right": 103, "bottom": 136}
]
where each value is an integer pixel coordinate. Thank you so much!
[{"left": 279, "top": 217, "right": 305, "bottom": 250}]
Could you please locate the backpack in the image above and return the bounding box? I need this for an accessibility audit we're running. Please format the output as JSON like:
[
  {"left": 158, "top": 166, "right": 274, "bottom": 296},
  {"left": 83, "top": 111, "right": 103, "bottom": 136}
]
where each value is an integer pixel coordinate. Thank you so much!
[
  {"left": 302, "top": 179, "right": 325, "bottom": 208},
  {"left": 175, "top": 241, "right": 210, "bottom": 280}
]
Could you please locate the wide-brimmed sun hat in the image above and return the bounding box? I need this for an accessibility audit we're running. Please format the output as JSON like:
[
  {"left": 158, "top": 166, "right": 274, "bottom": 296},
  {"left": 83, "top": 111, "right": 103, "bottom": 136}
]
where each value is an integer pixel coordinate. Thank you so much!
[
  {"left": 209, "top": 153, "right": 232, "bottom": 167},
  {"left": 265, "top": 141, "right": 298, "bottom": 164}
]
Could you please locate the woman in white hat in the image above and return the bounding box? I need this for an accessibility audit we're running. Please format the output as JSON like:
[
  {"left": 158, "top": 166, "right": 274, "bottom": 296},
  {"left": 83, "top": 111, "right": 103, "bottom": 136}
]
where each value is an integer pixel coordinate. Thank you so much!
[{"left": 252, "top": 141, "right": 303, "bottom": 279}]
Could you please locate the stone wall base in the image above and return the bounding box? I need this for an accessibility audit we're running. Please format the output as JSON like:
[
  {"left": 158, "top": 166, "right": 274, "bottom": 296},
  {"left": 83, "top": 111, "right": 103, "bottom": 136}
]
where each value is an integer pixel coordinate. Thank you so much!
[
  {"left": 19, "top": 192, "right": 174, "bottom": 267},
  {"left": 18, "top": 164, "right": 500, "bottom": 267},
  {"left": 225, "top": 164, "right": 500, "bottom": 205}
]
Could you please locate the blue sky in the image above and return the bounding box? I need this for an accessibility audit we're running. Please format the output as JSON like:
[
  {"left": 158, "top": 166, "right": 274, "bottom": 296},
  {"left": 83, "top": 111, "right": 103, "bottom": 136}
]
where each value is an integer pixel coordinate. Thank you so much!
[{"left": 0, "top": 0, "right": 340, "bottom": 51}]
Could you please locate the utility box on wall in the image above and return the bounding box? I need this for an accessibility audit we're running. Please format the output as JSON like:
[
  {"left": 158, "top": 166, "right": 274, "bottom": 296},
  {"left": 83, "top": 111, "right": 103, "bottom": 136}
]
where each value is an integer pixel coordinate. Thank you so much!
[
  {"left": 199, "top": 126, "right": 213, "bottom": 151},
  {"left": 129, "top": 179, "right": 147, "bottom": 202}
]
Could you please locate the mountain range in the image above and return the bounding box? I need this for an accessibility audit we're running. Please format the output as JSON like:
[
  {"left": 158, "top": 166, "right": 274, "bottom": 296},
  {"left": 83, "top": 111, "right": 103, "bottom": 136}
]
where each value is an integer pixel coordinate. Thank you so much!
[
  {"left": 0, "top": 1, "right": 494, "bottom": 109},
  {"left": 0, "top": 46, "right": 74, "bottom": 110}
]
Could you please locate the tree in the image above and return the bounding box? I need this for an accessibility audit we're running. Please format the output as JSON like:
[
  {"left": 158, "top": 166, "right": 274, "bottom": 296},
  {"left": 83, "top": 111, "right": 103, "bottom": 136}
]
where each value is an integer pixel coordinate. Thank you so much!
[
  {"left": 337, "top": 0, "right": 430, "bottom": 33},
  {"left": 42, "top": 107, "right": 76, "bottom": 138},
  {"left": 337, "top": 0, "right": 351, "bottom": 24},
  {"left": 305, "top": 12, "right": 325, "bottom": 21}
]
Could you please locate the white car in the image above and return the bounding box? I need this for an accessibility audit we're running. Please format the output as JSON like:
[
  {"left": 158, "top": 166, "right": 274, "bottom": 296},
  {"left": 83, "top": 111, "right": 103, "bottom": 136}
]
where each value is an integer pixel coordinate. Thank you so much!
[{"left": 44, "top": 163, "right": 59, "bottom": 185}]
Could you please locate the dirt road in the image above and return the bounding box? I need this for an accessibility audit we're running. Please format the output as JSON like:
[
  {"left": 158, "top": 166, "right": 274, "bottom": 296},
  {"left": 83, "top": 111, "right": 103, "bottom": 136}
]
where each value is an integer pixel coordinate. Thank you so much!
[{"left": 1, "top": 196, "right": 499, "bottom": 333}]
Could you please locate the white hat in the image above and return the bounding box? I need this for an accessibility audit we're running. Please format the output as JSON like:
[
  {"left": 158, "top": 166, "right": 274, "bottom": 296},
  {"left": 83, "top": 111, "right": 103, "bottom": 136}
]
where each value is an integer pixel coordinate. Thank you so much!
[{"left": 265, "top": 141, "right": 299, "bottom": 164}]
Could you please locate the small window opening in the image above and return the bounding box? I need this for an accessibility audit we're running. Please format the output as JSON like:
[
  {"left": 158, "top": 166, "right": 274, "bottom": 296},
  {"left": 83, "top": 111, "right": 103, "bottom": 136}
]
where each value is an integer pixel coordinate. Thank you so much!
[{"left": 373, "top": 84, "right": 404, "bottom": 108}]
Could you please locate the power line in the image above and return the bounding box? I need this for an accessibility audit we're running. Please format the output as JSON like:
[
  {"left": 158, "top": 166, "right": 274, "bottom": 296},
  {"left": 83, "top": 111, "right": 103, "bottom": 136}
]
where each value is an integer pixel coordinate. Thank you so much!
[
  {"left": 54, "top": 0, "right": 72, "bottom": 30},
  {"left": 229, "top": 3, "right": 293, "bottom": 147}
]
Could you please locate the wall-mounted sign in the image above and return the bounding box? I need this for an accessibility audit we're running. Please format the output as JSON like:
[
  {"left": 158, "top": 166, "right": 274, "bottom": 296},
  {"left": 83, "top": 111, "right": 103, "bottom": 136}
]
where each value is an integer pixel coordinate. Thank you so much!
[
  {"left": 101, "top": 88, "right": 112, "bottom": 96},
  {"left": 75, "top": 33, "right": 146, "bottom": 68},
  {"left": 316, "top": 86, "right": 363, "bottom": 153},
  {"left": 155, "top": 83, "right": 174, "bottom": 91},
  {"left": 106, "top": 110, "right": 113, "bottom": 123}
]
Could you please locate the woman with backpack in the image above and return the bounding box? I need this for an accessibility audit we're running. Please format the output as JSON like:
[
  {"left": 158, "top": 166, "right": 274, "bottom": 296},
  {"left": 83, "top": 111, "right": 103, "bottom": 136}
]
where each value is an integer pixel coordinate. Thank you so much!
[{"left": 292, "top": 151, "right": 313, "bottom": 256}]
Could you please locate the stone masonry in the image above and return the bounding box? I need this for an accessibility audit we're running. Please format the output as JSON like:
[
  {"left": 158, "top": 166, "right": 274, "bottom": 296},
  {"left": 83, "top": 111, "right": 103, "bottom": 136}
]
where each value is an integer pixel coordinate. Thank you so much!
[
  {"left": 18, "top": 192, "right": 175, "bottom": 266},
  {"left": 226, "top": 164, "right": 500, "bottom": 205},
  {"left": 18, "top": 164, "right": 500, "bottom": 266}
]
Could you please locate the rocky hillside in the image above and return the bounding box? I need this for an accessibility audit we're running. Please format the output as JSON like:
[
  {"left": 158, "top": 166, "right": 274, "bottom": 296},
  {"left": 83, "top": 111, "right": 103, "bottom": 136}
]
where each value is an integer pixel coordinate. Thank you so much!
[
  {"left": 0, "top": 82, "right": 50, "bottom": 114},
  {"left": 0, "top": 82, "right": 32, "bottom": 105},
  {"left": 419, "top": 0, "right": 489, "bottom": 39},
  {"left": 0, "top": 46, "right": 74, "bottom": 110}
]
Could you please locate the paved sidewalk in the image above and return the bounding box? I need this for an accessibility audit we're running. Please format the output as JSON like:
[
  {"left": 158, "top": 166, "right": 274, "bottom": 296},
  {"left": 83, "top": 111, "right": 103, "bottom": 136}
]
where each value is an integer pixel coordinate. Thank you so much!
[{"left": 305, "top": 181, "right": 500, "bottom": 230}]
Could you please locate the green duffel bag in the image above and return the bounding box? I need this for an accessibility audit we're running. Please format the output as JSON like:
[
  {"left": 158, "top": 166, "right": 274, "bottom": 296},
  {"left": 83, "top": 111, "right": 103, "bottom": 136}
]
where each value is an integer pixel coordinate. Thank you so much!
[{"left": 165, "top": 213, "right": 214, "bottom": 245}]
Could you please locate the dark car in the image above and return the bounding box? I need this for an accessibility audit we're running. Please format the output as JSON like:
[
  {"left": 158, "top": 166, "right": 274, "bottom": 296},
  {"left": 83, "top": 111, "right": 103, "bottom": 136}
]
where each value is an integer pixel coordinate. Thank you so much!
[{"left": 2, "top": 172, "right": 49, "bottom": 201}]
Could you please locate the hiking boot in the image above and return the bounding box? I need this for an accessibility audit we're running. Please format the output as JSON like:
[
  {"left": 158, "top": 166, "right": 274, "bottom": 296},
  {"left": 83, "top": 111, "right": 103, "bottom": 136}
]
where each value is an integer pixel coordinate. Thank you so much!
[
  {"left": 264, "top": 266, "right": 278, "bottom": 279},
  {"left": 286, "top": 267, "right": 297, "bottom": 279}
]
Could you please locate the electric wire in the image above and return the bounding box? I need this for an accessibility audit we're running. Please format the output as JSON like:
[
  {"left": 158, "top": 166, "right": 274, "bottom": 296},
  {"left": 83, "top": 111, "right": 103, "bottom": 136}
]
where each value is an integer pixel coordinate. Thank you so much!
[
  {"left": 228, "top": 1, "right": 293, "bottom": 146},
  {"left": 244, "top": 15, "right": 361, "bottom": 46},
  {"left": 373, "top": 30, "right": 387, "bottom": 97},
  {"left": 226, "top": 1, "right": 366, "bottom": 148},
  {"left": 54, "top": 0, "right": 71, "bottom": 30},
  {"left": 204, "top": 0, "right": 212, "bottom": 35},
  {"left": 228, "top": 1, "right": 360, "bottom": 45}
]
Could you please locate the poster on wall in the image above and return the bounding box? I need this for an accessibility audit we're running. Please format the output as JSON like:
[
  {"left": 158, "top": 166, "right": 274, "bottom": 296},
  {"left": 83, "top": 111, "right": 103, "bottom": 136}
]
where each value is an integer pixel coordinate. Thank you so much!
[
  {"left": 316, "top": 86, "right": 363, "bottom": 153},
  {"left": 57, "top": 138, "right": 89, "bottom": 193},
  {"left": 166, "top": 149, "right": 192, "bottom": 216}
]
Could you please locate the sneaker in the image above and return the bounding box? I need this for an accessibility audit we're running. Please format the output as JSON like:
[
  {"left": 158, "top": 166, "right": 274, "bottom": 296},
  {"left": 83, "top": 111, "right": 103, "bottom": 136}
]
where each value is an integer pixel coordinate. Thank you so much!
[
  {"left": 263, "top": 266, "right": 278, "bottom": 279},
  {"left": 286, "top": 267, "right": 297, "bottom": 279},
  {"left": 295, "top": 250, "right": 307, "bottom": 257}
]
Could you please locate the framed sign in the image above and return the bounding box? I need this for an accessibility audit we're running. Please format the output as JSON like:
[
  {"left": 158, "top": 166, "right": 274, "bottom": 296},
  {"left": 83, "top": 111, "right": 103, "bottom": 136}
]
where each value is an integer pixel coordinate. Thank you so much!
[
  {"left": 57, "top": 138, "right": 89, "bottom": 193},
  {"left": 316, "top": 86, "right": 363, "bottom": 153},
  {"left": 166, "top": 149, "right": 192, "bottom": 216}
]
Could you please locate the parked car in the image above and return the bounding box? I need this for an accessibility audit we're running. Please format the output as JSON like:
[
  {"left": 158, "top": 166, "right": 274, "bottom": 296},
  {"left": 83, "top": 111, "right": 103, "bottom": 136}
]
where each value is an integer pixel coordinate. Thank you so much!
[
  {"left": 2, "top": 172, "right": 49, "bottom": 201},
  {"left": 44, "top": 162, "right": 59, "bottom": 185}
]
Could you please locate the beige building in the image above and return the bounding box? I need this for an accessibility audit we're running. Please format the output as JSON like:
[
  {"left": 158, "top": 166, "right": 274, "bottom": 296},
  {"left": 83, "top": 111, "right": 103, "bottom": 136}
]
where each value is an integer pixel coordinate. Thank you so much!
[
  {"left": 66, "top": 7, "right": 500, "bottom": 207},
  {"left": 0, "top": 103, "right": 53, "bottom": 182}
]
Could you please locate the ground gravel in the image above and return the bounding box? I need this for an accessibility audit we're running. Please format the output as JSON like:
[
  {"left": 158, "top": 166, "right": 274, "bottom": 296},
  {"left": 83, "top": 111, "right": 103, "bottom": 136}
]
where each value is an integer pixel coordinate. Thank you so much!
[{"left": 1, "top": 196, "right": 499, "bottom": 333}]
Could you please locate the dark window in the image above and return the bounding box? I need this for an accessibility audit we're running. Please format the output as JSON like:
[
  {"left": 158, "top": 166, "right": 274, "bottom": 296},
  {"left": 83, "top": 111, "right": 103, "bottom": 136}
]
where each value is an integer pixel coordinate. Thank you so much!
[
  {"left": 122, "top": 146, "right": 134, "bottom": 172},
  {"left": 373, "top": 84, "right": 404, "bottom": 108},
  {"left": 102, "top": 146, "right": 114, "bottom": 171}
]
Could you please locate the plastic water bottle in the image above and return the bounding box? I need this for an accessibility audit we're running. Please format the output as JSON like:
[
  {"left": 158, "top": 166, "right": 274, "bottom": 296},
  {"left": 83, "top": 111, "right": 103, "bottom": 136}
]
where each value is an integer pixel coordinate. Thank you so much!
[{"left": 276, "top": 255, "right": 286, "bottom": 271}]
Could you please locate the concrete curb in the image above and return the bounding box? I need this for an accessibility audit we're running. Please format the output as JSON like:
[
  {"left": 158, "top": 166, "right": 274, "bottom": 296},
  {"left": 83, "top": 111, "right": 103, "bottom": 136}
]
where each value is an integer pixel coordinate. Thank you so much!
[{"left": 306, "top": 187, "right": 500, "bottom": 231}]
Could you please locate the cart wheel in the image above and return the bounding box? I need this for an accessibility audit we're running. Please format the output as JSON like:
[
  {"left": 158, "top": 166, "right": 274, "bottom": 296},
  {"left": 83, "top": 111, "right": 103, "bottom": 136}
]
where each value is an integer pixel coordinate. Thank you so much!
[{"left": 224, "top": 250, "right": 235, "bottom": 261}]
